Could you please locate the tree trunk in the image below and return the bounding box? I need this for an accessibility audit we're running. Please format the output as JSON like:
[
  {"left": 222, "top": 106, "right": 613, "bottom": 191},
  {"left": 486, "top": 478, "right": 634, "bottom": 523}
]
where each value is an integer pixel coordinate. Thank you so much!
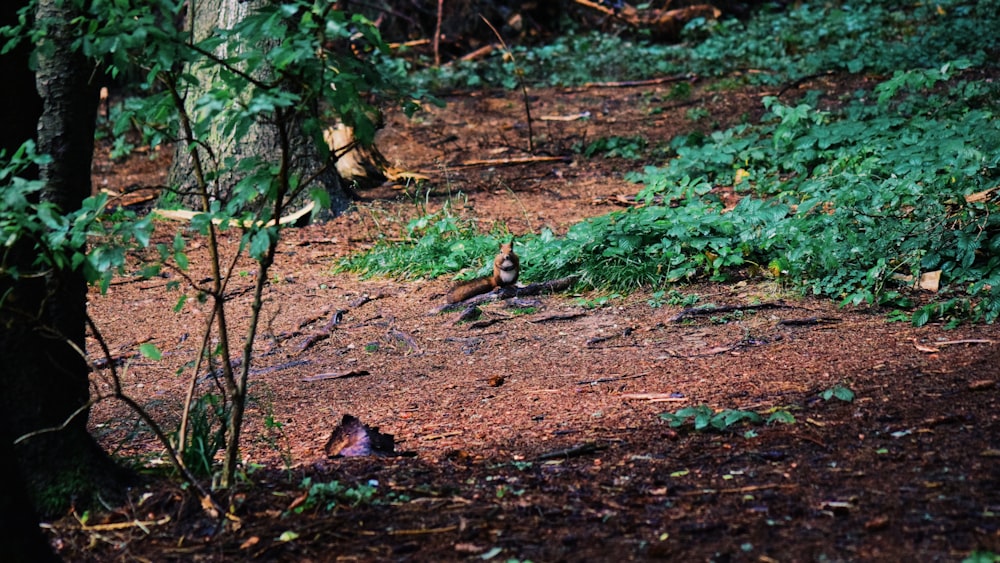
[
  {"left": 168, "top": 0, "right": 354, "bottom": 218},
  {"left": 0, "top": 0, "right": 129, "bottom": 518},
  {"left": 0, "top": 5, "right": 62, "bottom": 558}
]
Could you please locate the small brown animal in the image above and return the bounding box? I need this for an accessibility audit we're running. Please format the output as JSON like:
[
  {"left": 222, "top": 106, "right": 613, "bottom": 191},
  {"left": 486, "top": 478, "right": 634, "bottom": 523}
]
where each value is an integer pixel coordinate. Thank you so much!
[{"left": 446, "top": 240, "right": 520, "bottom": 303}]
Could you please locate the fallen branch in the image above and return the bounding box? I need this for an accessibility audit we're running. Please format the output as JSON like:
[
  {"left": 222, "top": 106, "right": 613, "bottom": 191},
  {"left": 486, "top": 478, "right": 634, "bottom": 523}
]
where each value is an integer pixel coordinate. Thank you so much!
[
  {"left": 456, "top": 43, "right": 497, "bottom": 63},
  {"left": 454, "top": 155, "right": 569, "bottom": 168},
  {"left": 658, "top": 339, "right": 768, "bottom": 358},
  {"left": 678, "top": 483, "right": 798, "bottom": 496},
  {"left": 777, "top": 316, "right": 840, "bottom": 327},
  {"left": 669, "top": 301, "right": 792, "bottom": 322},
  {"left": 388, "top": 526, "right": 459, "bottom": 536},
  {"left": 586, "top": 328, "right": 634, "bottom": 347},
  {"left": 937, "top": 339, "right": 994, "bottom": 347},
  {"left": 573, "top": 74, "right": 691, "bottom": 90},
  {"left": 536, "top": 441, "right": 606, "bottom": 461},
  {"left": 619, "top": 392, "right": 688, "bottom": 403},
  {"left": 81, "top": 515, "right": 171, "bottom": 532},
  {"left": 152, "top": 200, "right": 314, "bottom": 228},
  {"left": 252, "top": 359, "right": 310, "bottom": 376},
  {"left": 296, "top": 309, "right": 346, "bottom": 354},
  {"left": 301, "top": 370, "right": 370, "bottom": 383},
  {"left": 421, "top": 430, "right": 463, "bottom": 441},
  {"left": 436, "top": 276, "right": 579, "bottom": 313},
  {"left": 775, "top": 70, "right": 837, "bottom": 97},
  {"left": 577, "top": 373, "right": 647, "bottom": 385},
  {"left": 528, "top": 312, "right": 585, "bottom": 324},
  {"left": 468, "top": 317, "right": 508, "bottom": 329}
]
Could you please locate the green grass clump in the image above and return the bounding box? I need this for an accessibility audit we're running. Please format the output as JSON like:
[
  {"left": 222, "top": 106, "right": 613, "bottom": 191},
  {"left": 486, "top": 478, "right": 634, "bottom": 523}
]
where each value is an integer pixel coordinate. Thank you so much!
[{"left": 335, "top": 209, "right": 514, "bottom": 281}]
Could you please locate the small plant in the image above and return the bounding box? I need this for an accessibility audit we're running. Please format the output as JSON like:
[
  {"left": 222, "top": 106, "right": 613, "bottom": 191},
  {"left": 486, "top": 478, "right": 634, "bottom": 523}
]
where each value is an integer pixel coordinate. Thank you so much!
[
  {"left": 577, "top": 136, "right": 648, "bottom": 160},
  {"left": 575, "top": 293, "right": 620, "bottom": 310},
  {"left": 963, "top": 551, "right": 1000, "bottom": 563},
  {"left": 667, "top": 81, "right": 692, "bottom": 101},
  {"left": 177, "top": 393, "right": 227, "bottom": 477},
  {"left": 336, "top": 207, "right": 513, "bottom": 281},
  {"left": 506, "top": 306, "right": 538, "bottom": 316},
  {"left": 685, "top": 107, "right": 710, "bottom": 121},
  {"left": 649, "top": 289, "right": 700, "bottom": 309},
  {"left": 293, "top": 477, "right": 379, "bottom": 513},
  {"left": 820, "top": 385, "right": 855, "bottom": 403},
  {"left": 660, "top": 405, "right": 794, "bottom": 432}
]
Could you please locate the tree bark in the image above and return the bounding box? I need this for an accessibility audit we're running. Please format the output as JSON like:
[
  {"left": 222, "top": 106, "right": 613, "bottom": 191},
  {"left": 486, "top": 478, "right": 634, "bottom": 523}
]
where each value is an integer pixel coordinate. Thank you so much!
[
  {"left": 168, "top": 0, "right": 354, "bottom": 218},
  {"left": 0, "top": 0, "right": 130, "bottom": 518},
  {"left": 0, "top": 5, "right": 61, "bottom": 558}
]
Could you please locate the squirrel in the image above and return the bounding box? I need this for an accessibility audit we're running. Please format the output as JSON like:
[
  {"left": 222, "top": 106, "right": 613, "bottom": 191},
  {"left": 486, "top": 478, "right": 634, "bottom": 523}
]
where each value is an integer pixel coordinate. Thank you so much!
[{"left": 446, "top": 240, "right": 520, "bottom": 303}]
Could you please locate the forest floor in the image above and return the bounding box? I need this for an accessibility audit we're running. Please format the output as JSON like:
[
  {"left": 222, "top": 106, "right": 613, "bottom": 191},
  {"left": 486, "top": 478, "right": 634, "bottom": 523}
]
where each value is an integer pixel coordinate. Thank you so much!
[{"left": 55, "top": 73, "right": 1000, "bottom": 561}]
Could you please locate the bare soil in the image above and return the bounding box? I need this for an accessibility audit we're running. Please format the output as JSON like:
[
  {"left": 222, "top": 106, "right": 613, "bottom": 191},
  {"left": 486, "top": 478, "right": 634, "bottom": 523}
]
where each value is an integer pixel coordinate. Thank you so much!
[{"left": 56, "top": 75, "right": 1000, "bottom": 561}]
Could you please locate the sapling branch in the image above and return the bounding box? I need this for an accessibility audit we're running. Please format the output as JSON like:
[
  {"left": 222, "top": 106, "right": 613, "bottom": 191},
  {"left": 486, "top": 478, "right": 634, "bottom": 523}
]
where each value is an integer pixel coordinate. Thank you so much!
[
  {"left": 58, "top": 316, "right": 223, "bottom": 518},
  {"left": 221, "top": 107, "right": 292, "bottom": 488},
  {"left": 479, "top": 15, "right": 535, "bottom": 154}
]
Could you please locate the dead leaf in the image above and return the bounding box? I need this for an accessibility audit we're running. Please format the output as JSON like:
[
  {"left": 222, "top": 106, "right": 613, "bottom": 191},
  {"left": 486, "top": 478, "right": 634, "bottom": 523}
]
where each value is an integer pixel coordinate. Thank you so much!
[
  {"left": 240, "top": 536, "right": 260, "bottom": 550},
  {"left": 200, "top": 495, "right": 220, "bottom": 519},
  {"left": 964, "top": 185, "right": 997, "bottom": 204},
  {"left": 735, "top": 168, "right": 750, "bottom": 185},
  {"left": 539, "top": 112, "right": 591, "bottom": 121},
  {"left": 864, "top": 515, "right": 890, "bottom": 530},
  {"left": 286, "top": 492, "right": 309, "bottom": 512},
  {"left": 454, "top": 543, "right": 484, "bottom": 554}
]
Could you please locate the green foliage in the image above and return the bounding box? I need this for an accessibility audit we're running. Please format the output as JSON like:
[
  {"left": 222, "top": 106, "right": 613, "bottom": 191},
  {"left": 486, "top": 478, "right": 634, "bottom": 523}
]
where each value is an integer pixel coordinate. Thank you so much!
[
  {"left": 519, "top": 173, "right": 766, "bottom": 290},
  {"left": 648, "top": 289, "right": 700, "bottom": 309},
  {"left": 336, "top": 206, "right": 515, "bottom": 280},
  {"left": 821, "top": 385, "right": 855, "bottom": 403},
  {"left": 178, "top": 393, "right": 227, "bottom": 477},
  {"left": 613, "top": 74, "right": 1000, "bottom": 323},
  {"left": 0, "top": 141, "right": 153, "bottom": 294},
  {"left": 660, "top": 404, "right": 795, "bottom": 433},
  {"left": 409, "top": 1, "right": 1000, "bottom": 91},
  {"left": 964, "top": 551, "right": 1000, "bottom": 563},
  {"left": 412, "top": 32, "right": 683, "bottom": 90},
  {"left": 576, "top": 136, "right": 649, "bottom": 160},
  {"left": 575, "top": 293, "right": 621, "bottom": 309},
  {"left": 682, "top": 1, "right": 1000, "bottom": 84},
  {"left": 293, "top": 477, "right": 378, "bottom": 513}
]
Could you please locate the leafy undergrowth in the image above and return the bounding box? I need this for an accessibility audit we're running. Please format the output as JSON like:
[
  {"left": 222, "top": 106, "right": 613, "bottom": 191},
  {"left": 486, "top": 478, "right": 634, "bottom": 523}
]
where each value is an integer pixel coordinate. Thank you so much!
[
  {"left": 343, "top": 65, "right": 1000, "bottom": 325},
  {"left": 409, "top": 0, "right": 1000, "bottom": 89}
]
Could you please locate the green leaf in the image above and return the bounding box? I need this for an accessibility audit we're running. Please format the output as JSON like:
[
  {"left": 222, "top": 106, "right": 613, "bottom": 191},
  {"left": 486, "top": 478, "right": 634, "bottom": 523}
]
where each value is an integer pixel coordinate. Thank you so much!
[
  {"left": 173, "top": 293, "right": 188, "bottom": 313},
  {"left": 174, "top": 250, "right": 189, "bottom": 271},
  {"left": 138, "top": 343, "right": 162, "bottom": 361},
  {"left": 767, "top": 410, "right": 796, "bottom": 425},
  {"left": 821, "top": 385, "right": 855, "bottom": 403}
]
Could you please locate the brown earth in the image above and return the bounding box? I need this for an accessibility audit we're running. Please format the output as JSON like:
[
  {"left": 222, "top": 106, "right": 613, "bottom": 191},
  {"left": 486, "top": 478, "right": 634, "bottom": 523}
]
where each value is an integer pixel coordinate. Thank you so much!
[{"left": 55, "top": 75, "right": 1000, "bottom": 561}]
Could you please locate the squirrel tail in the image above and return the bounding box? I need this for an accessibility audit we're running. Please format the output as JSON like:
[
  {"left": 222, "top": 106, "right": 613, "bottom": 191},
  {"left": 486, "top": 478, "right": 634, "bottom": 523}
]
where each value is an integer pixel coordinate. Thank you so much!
[{"left": 445, "top": 276, "right": 496, "bottom": 303}]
